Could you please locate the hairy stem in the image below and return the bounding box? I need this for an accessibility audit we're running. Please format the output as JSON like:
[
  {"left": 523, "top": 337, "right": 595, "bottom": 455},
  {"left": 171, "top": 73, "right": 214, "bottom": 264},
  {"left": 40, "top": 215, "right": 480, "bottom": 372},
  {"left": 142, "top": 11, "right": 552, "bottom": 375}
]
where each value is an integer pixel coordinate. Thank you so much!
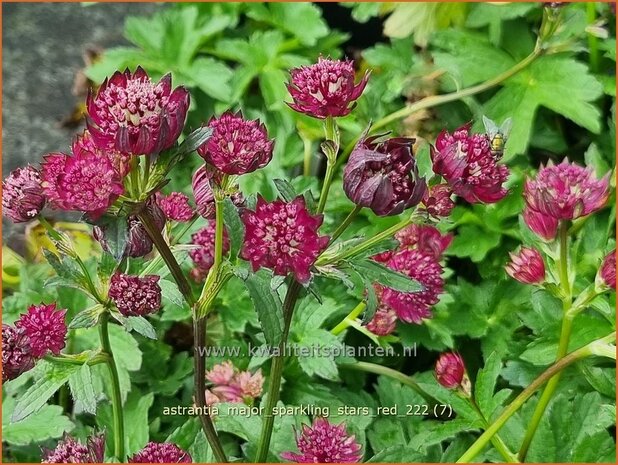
[
  {"left": 98, "top": 313, "right": 125, "bottom": 461},
  {"left": 255, "top": 280, "right": 302, "bottom": 462},
  {"left": 457, "top": 333, "right": 616, "bottom": 463},
  {"left": 329, "top": 205, "right": 363, "bottom": 244}
]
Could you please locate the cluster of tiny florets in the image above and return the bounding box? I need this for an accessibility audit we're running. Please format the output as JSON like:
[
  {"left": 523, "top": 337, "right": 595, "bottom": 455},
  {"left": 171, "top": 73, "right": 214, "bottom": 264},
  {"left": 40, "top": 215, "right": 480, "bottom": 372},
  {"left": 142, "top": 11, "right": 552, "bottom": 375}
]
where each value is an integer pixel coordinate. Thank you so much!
[
  {"left": 2, "top": 165, "right": 46, "bottom": 223},
  {"left": 108, "top": 273, "right": 162, "bottom": 317},
  {"left": 204, "top": 360, "right": 264, "bottom": 406},
  {"left": 128, "top": 442, "right": 192, "bottom": 463}
]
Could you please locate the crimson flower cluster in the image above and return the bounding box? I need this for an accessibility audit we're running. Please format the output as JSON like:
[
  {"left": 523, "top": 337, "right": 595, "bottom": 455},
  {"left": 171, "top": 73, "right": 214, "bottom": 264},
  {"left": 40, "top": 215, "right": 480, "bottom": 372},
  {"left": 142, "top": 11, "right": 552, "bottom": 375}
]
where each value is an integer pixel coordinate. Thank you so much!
[
  {"left": 128, "top": 442, "right": 192, "bottom": 463},
  {"left": 108, "top": 273, "right": 162, "bottom": 317},
  {"left": 2, "top": 304, "right": 67, "bottom": 382},
  {"left": 204, "top": 360, "right": 264, "bottom": 406},
  {"left": 2, "top": 165, "right": 46, "bottom": 223},
  {"left": 156, "top": 191, "right": 194, "bottom": 222},
  {"left": 281, "top": 417, "right": 362, "bottom": 463},
  {"left": 42, "top": 433, "right": 105, "bottom": 464},
  {"left": 189, "top": 223, "right": 230, "bottom": 282}
]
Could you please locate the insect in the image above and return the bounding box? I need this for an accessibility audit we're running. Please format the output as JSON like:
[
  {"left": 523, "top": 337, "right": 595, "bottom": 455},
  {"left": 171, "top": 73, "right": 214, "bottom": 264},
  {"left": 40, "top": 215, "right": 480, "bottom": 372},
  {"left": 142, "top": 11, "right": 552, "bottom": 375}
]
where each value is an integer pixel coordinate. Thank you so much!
[{"left": 482, "top": 116, "right": 512, "bottom": 159}]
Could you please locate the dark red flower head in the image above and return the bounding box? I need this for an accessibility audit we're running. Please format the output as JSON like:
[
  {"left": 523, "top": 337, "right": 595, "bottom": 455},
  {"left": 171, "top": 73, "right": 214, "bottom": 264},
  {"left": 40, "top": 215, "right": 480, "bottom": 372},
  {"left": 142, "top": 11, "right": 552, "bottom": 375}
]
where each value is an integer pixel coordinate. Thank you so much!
[
  {"left": 431, "top": 123, "right": 510, "bottom": 204},
  {"left": 197, "top": 111, "right": 273, "bottom": 175},
  {"left": 42, "top": 432, "right": 105, "bottom": 463},
  {"left": 523, "top": 206, "right": 558, "bottom": 241},
  {"left": 128, "top": 442, "right": 192, "bottom": 463},
  {"left": 189, "top": 223, "right": 230, "bottom": 279},
  {"left": 2, "top": 324, "right": 35, "bottom": 382},
  {"left": 422, "top": 183, "right": 455, "bottom": 218},
  {"left": 366, "top": 305, "right": 397, "bottom": 336},
  {"left": 505, "top": 247, "right": 546, "bottom": 285},
  {"left": 41, "top": 146, "right": 124, "bottom": 218},
  {"left": 395, "top": 224, "right": 453, "bottom": 259},
  {"left": 86, "top": 67, "right": 189, "bottom": 155},
  {"left": 599, "top": 250, "right": 616, "bottom": 290},
  {"left": 240, "top": 196, "right": 329, "bottom": 284},
  {"left": 156, "top": 192, "right": 194, "bottom": 222},
  {"left": 435, "top": 352, "right": 467, "bottom": 391},
  {"left": 16, "top": 303, "right": 67, "bottom": 358},
  {"left": 344, "top": 136, "right": 427, "bottom": 216},
  {"left": 2, "top": 165, "right": 46, "bottom": 223},
  {"left": 73, "top": 129, "right": 131, "bottom": 178},
  {"left": 281, "top": 417, "right": 363, "bottom": 463},
  {"left": 381, "top": 249, "right": 444, "bottom": 324},
  {"left": 287, "top": 57, "right": 369, "bottom": 119},
  {"left": 524, "top": 159, "right": 609, "bottom": 221},
  {"left": 108, "top": 273, "right": 162, "bottom": 317}
]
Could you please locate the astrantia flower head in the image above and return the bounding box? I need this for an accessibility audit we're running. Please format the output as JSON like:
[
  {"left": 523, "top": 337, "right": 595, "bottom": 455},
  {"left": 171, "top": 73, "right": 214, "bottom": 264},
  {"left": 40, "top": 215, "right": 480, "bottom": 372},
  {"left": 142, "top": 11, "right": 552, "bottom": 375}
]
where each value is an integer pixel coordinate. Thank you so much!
[
  {"left": 156, "top": 192, "right": 194, "bottom": 222},
  {"left": 240, "top": 196, "right": 329, "bottom": 284},
  {"left": 435, "top": 352, "right": 470, "bottom": 395},
  {"left": 235, "top": 369, "right": 264, "bottom": 399},
  {"left": 366, "top": 305, "right": 397, "bottom": 336},
  {"left": 422, "top": 183, "right": 455, "bottom": 218},
  {"left": 189, "top": 223, "right": 230, "bottom": 279},
  {"left": 2, "top": 165, "right": 46, "bottom": 223},
  {"left": 281, "top": 417, "right": 363, "bottom": 463},
  {"left": 73, "top": 129, "right": 131, "bottom": 177},
  {"left": 599, "top": 250, "right": 616, "bottom": 290},
  {"left": 108, "top": 273, "right": 162, "bottom": 317},
  {"left": 505, "top": 247, "right": 545, "bottom": 285},
  {"left": 382, "top": 249, "right": 444, "bottom": 324},
  {"left": 128, "top": 442, "right": 192, "bottom": 463},
  {"left": 205, "top": 360, "right": 236, "bottom": 385},
  {"left": 287, "top": 57, "right": 369, "bottom": 119},
  {"left": 197, "top": 111, "right": 274, "bottom": 175},
  {"left": 523, "top": 206, "right": 558, "bottom": 241},
  {"left": 42, "top": 432, "right": 105, "bottom": 463},
  {"left": 431, "top": 123, "right": 510, "bottom": 204},
  {"left": 395, "top": 224, "right": 453, "bottom": 259},
  {"left": 205, "top": 361, "right": 264, "bottom": 406},
  {"left": 344, "top": 135, "right": 427, "bottom": 216},
  {"left": 41, "top": 147, "right": 124, "bottom": 218},
  {"left": 524, "top": 159, "right": 609, "bottom": 220},
  {"left": 2, "top": 324, "right": 35, "bottom": 382},
  {"left": 16, "top": 303, "right": 67, "bottom": 358},
  {"left": 86, "top": 67, "right": 189, "bottom": 155}
]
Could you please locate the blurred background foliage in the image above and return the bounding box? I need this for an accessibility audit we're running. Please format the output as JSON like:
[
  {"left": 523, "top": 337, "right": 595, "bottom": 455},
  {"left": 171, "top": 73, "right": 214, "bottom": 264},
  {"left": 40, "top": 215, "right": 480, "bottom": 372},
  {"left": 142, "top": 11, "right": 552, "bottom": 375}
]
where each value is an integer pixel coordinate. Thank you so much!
[{"left": 3, "top": 2, "right": 616, "bottom": 463}]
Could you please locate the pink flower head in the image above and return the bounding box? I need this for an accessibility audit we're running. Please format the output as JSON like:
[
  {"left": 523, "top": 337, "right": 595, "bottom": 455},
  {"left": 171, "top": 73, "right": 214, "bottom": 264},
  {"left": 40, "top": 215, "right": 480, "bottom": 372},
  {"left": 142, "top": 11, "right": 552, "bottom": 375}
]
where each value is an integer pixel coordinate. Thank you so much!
[
  {"left": 73, "top": 129, "right": 131, "bottom": 177},
  {"left": 524, "top": 159, "right": 610, "bottom": 221},
  {"left": 2, "top": 324, "right": 35, "bottom": 382},
  {"left": 395, "top": 224, "right": 453, "bottom": 259},
  {"left": 16, "top": 303, "right": 67, "bottom": 358},
  {"left": 235, "top": 369, "right": 264, "bottom": 399},
  {"left": 366, "top": 306, "right": 397, "bottom": 336},
  {"left": 189, "top": 223, "right": 230, "bottom": 278},
  {"left": 343, "top": 136, "right": 427, "bottom": 216},
  {"left": 281, "top": 417, "right": 363, "bottom": 463},
  {"left": 2, "top": 165, "right": 46, "bottom": 223},
  {"left": 86, "top": 67, "right": 189, "bottom": 156},
  {"left": 205, "top": 360, "right": 236, "bottom": 385},
  {"left": 381, "top": 249, "right": 444, "bottom": 324},
  {"left": 42, "top": 433, "right": 105, "bottom": 463},
  {"left": 431, "top": 123, "right": 510, "bottom": 204},
  {"left": 41, "top": 146, "right": 124, "bottom": 218},
  {"left": 240, "top": 196, "right": 329, "bottom": 284},
  {"left": 287, "top": 57, "right": 369, "bottom": 119},
  {"left": 211, "top": 384, "right": 244, "bottom": 403},
  {"left": 197, "top": 111, "right": 274, "bottom": 175},
  {"left": 523, "top": 206, "right": 559, "bottom": 241},
  {"left": 435, "top": 352, "right": 467, "bottom": 390},
  {"left": 505, "top": 247, "right": 546, "bottom": 285},
  {"left": 422, "top": 183, "right": 455, "bottom": 218},
  {"left": 599, "top": 250, "right": 616, "bottom": 290},
  {"left": 156, "top": 192, "right": 194, "bottom": 222},
  {"left": 108, "top": 273, "right": 162, "bottom": 317},
  {"left": 128, "top": 442, "right": 192, "bottom": 463}
]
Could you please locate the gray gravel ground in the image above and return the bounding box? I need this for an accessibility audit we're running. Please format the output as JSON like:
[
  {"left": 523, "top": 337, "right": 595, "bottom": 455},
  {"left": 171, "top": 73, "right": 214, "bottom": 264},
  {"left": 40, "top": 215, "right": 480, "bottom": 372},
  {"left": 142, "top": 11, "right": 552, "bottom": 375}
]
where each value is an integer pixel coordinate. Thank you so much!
[{"left": 2, "top": 2, "right": 155, "bottom": 239}]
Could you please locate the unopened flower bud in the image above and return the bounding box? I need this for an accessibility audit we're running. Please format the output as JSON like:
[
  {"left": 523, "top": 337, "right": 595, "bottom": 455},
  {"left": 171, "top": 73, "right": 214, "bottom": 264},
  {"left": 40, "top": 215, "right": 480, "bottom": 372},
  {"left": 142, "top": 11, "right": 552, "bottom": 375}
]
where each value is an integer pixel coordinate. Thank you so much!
[
  {"left": 435, "top": 352, "right": 471, "bottom": 396},
  {"left": 505, "top": 247, "right": 545, "bottom": 285},
  {"left": 523, "top": 206, "right": 558, "bottom": 241},
  {"left": 599, "top": 250, "right": 616, "bottom": 290}
]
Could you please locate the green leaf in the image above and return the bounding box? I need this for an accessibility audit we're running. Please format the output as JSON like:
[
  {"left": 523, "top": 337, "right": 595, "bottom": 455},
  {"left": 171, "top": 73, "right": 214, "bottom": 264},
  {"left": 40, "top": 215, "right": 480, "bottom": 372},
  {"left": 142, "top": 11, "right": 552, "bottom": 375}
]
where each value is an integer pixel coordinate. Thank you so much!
[
  {"left": 243, "top": 269, "right": 284, "bottom": 347},
  {"left": 273, "top": 178, "right": 297, "bottom": 202},
  {"left": 349, "top": 259, "right": 424, "bottom": 293},
  {"left": 179, "top": 126, "right": 213, "bottom": 154},
  {"left": 159, "top": 279, "right": 185, "bottom": 307},
  {"left": 475, "top": 352, "right": 502, "bottom": 417},
  {"left": 2, "top": 396, "right": 74, "bottom": 446},
  {"left": 124, "top": 391, "right": 155, "bottom": 455},
  {"left": 367, "top": 446, "right": 426, "bottom": 462},
  {"left": 222, "top": 197, "right": 244, "bottom": 260},
  {"left": 485, "top": 56, "right": 603, "bottom": 160},
  {"left": 12, "top": 362, "right": 81, "bottom": 422},
  {"left": 447, "top": 224, "right": 502, "bottom": 262},
  {"left": 126, "top": 316, "right": 157, "bottom": 340},
  {"left": 69, "top": 305, "right": 105, "bottom": 329},
  {"left": 166, "top": 418, "right": 201, "bottom": 451},
  {"left": 181, "top": 57, "right": 233, "bottom": 102},
  {"left": 68, "top": 364, "right": 98, "bottom": 415},
  {"left": 297, "top": 328, "right": 342, "bottom": 381},
  {"left": 92, "top": 215, "right": 128, "bottom": 261}
]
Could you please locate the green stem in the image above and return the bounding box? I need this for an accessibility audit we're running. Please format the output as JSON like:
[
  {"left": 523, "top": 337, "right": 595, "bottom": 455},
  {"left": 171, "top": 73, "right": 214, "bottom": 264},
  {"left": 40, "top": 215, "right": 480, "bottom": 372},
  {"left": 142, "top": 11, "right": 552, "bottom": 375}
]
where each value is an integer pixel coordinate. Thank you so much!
[
  {"left": 317, "top": 162, "right": 336, "bottom": 214},
  {"left": 336, "top": 49, "right": 542, "bottom": 170},
  {"left": 255, "top": 280, "right": 302, "bottom": 462},
  {"left": 193, "top": 317, "right": 229, "bottom": 463},
  {"left": 317, "top": 116, "right": 340, "bottom": 214},
  {"left": 587, "top": 2, "right": 599, "bottom": 73},
  {"left": 457, "top": 333, "right": 615, "bottom": 463},
  {"left": 329, "top": 205, "right": 362, "bottom": 244},
  {"left": 303, "top": 137, "right": 313, "bottom": 177},
  {"left": 339, "top": 361, "right": 435, "bottom": 404},
  {"left": 518, "top": 221, "right": 572, "bottom": 461},
  {"left": 98, "top": 313, "right": 125, "bottom": 461},
  {"left": 331, "top": 302, "right": 366, "bottom": 335},
  {"left": 318, "top": 216, "right": 414, "bottom": 266},
  {"left": 138, "top": 210, "right": 196, "bottom": 307},
  {"left": 469, "top": 399, "right": 519, "bottom": 463},
  {"left": 45, "top": 353, "right": 110, "bottom": 366},
  {"left": 171, "top": 214, "right": 200, "bottom": 246}
]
